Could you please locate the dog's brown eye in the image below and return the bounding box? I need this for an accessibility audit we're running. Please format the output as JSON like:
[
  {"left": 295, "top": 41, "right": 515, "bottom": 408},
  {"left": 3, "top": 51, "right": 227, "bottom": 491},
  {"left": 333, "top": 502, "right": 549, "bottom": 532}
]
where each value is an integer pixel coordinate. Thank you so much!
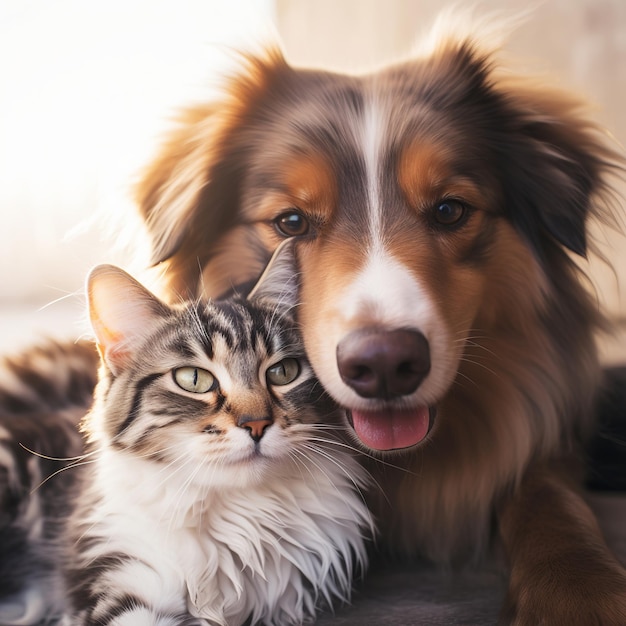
[
  {"left": 274, "top": 211, "right": 309, "bottom": 237},
  {"left": 432, "top": 200, "right": 467, "bottom": 227}
]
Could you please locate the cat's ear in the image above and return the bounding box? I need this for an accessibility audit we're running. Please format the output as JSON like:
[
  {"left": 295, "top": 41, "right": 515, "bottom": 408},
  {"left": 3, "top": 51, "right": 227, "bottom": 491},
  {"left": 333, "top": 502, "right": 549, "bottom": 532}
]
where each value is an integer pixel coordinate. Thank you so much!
[
  {"left": 87, "top": 264, "right": 170, "bottom": 375},
  {"left": 247, "top": 239, "right": 298, "bottom": 317}
]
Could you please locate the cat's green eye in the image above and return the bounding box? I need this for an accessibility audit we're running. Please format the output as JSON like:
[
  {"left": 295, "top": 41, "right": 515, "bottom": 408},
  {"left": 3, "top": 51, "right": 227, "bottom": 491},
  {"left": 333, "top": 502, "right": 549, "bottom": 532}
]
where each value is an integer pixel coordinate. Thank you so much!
[
  {"left": 173, "top": 367, "right": 216, "bottom": 393},
  {"left": 266, "top": 358, "right": 300, "bottom": 386}
]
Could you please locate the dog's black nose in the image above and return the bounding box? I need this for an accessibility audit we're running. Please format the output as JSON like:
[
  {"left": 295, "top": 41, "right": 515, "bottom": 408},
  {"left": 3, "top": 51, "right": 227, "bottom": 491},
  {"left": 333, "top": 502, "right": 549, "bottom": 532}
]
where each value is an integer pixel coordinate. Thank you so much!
[{"left": 336, "top": 329, "right": 430, "bottom": 399}]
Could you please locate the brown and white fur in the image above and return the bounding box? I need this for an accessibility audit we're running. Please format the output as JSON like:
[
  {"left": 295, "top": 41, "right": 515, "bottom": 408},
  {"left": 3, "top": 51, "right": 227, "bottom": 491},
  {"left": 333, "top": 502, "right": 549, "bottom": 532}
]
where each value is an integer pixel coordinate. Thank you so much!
[{"left": 134, "top": 16, "right": 626, "bottom": 625}]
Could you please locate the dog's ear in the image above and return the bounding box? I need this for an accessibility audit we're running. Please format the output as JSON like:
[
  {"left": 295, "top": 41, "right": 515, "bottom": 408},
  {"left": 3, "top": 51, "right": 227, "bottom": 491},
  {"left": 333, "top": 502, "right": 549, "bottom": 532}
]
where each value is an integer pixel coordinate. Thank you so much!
[
  {"left": 432, "top": 24, "right": 620, "bottom": 260},
  {"left": 135, "top": 49, "right": 289, "bottom": 289},
  {"left": 135, "top": 102, "right": 226, "bottom": 266},
  {"left": 493, "top": 78, "right": 620, "bottom": 259},
  {"left": 248, "top": 239, "right": 298, "bottom": 318}
]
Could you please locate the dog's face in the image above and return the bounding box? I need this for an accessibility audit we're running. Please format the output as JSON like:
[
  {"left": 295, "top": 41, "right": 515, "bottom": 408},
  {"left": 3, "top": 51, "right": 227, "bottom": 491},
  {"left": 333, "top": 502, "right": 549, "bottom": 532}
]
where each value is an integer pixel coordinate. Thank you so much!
[{"left": 138, "top": 40, "right": 613, "bottom": 454}]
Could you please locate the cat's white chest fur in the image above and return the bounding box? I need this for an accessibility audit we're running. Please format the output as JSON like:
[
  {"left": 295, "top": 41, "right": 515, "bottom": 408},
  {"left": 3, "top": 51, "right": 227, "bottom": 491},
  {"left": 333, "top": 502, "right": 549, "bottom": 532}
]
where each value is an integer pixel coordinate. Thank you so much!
[{"left": 86, "top": 447, "right": 372, "bottom": 626}]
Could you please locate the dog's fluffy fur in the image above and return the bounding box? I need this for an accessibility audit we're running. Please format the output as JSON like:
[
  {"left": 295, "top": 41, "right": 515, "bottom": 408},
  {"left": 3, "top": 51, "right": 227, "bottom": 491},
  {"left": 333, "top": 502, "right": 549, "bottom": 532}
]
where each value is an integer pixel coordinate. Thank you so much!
[{"left": 134, "top": 17, "right": 626, "bottom": 624}]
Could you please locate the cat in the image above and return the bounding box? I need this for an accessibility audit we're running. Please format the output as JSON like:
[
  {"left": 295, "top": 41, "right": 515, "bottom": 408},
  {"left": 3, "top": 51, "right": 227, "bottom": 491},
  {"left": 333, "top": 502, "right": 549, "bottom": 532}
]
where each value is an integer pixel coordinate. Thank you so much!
[{"left": 62, "top": 241, "right": 373, "bottom": 625}]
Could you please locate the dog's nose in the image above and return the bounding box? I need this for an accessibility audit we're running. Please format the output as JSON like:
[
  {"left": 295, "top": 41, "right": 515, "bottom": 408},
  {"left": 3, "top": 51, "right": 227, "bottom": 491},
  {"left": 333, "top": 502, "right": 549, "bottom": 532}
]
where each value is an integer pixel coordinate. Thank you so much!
[
  {"left": 336, "top": 329, "right": 431, "bottom": 398},
  {"left": 237, "top": 415, "right": 273, "bottom": 442}
]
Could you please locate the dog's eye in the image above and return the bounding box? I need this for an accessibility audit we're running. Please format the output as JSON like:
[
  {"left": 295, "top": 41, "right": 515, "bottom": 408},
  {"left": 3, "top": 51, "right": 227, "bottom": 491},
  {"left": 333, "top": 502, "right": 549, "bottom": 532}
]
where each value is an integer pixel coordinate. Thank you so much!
[
  {"left": 432, "top": 200, "right": 468, "bottom": 227},
  {"left": 274, "top": 211, "right": 309, "bottom": 237}
]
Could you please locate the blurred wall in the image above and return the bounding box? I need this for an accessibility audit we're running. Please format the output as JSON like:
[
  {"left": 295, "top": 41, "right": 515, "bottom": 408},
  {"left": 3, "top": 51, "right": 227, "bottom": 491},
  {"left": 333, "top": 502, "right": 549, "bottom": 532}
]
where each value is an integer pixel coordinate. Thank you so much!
[
  {"left": 0, "top": 0, "right": 274, "bottom": 306},
  {"left": 0, "top": 0, "right": 275, "bottom": 351},
  {"left": 275, "top": 0, "right": 626, "bottom": 351}
]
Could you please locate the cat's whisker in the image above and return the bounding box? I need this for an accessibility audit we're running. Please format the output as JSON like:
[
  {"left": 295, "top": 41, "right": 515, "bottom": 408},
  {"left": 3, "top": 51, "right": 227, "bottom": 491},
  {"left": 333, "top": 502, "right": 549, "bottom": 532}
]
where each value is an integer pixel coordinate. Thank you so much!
[
  {"left": 297, "top": 440, "right": 389, "bottom": 515},
  {"left": 300, "top": 435, "right": 408, "bottom": 505},
  {"left": 302, "top": 434, "right": 368, "bottom": 458},
  {"left": 166, "top": 458, "right": 204, "bottom": 534},
  {"left": 153, "top": 450, "right": 197, "bottom": 492},
  {"left": 30, "top": 458, "right": 97, "bottom": 495},
  {"left": 19, "top": 442, "right": 97, "bottom": 463},
  {"left": 299, "top": 442, "right": 370, "bottom": 502},
  {"left": 285, "top": 449, "right": 311, "bottom": 484},
  {"left": 298, "top": 437, "right": 392, "bottom": 507},
  {"left": 288, "top": 447, "right": 332, "bottom": 494},
  {"left": 303, "top": 431, "right": 419, "bottom": 476}
]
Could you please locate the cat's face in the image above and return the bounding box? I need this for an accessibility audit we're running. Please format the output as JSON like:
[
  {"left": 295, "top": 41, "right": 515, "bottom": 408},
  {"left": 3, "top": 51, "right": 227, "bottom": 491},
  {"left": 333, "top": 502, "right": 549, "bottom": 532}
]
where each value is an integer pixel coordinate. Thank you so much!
[
  {"left": 86, "top": 243, "right": 339, "bottom": 489},
  {"left": 98, "top": 300, "right": 336, "bottom": 488}
]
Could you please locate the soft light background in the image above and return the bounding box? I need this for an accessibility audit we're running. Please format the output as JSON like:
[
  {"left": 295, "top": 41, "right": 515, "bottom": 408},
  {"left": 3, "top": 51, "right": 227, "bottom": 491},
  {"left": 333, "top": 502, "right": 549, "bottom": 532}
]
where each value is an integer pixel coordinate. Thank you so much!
[
  {"left": 1, "top": 0, "right": 625, "bottom": 361},
  {"left": 0, "top": 0, "right": 275, "bottom": 349}
]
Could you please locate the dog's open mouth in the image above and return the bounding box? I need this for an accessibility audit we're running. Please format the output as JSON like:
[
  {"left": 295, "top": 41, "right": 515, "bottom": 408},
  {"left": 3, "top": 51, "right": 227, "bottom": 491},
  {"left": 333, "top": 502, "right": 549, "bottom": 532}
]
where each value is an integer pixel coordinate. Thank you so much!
[{"left": 346, "top": 406, "right": 436, "bottom": 451}]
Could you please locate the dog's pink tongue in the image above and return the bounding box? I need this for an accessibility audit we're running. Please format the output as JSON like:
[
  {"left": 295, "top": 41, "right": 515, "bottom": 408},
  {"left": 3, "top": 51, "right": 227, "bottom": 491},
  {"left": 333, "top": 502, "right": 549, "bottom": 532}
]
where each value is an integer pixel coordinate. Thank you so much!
[{"left": 351, "top": 407, "right": 430, "bottom": 451}]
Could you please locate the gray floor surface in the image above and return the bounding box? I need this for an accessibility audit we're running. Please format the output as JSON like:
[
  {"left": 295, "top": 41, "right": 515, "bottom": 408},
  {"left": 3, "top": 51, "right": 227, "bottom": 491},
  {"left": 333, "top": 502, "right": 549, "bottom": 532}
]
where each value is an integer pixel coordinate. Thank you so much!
[{"left": 316, "top": 494, "right": 626, "bottom": 625}]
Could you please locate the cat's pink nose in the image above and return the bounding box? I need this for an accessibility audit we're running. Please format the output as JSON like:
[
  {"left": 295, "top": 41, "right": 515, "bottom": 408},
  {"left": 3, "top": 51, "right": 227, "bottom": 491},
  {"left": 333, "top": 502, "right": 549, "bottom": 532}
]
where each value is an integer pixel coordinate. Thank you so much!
[{"left": 238, "top": 415, "right": 272, "bottom": 442}]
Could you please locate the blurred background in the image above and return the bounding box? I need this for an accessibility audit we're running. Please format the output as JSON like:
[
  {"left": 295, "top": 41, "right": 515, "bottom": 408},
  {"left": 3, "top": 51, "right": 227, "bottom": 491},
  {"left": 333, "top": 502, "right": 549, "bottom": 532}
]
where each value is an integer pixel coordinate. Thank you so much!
[{"left": 1, "top": 0, "right": 625, "bottom": 360}]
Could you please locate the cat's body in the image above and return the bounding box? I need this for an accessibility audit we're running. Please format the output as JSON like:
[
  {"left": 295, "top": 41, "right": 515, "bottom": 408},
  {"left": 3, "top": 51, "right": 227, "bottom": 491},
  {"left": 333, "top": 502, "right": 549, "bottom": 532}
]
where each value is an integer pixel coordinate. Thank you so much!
[
  {"left": 0, "top": 341, "right": 98, "bottom": 626},
  {"left": 62, "top": 249, "right": 372, "bottom": 625}
]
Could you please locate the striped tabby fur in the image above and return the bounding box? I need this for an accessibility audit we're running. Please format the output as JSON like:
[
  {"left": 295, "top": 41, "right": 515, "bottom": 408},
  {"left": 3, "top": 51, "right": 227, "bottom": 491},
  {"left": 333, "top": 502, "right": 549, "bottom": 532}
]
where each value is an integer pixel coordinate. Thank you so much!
[
  {"left": 0, "top": 340, "right": 98, "bottom": 625},
  {"left": 62, "top": 243, "right": 372, "bottom": 625}
]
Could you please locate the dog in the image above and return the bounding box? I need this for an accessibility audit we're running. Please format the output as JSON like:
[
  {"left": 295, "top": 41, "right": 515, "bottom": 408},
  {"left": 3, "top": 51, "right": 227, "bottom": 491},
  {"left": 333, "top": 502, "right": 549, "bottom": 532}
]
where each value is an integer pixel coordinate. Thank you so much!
[{"left": 133, "top": 16, "right": 626, "bottom": 625}]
